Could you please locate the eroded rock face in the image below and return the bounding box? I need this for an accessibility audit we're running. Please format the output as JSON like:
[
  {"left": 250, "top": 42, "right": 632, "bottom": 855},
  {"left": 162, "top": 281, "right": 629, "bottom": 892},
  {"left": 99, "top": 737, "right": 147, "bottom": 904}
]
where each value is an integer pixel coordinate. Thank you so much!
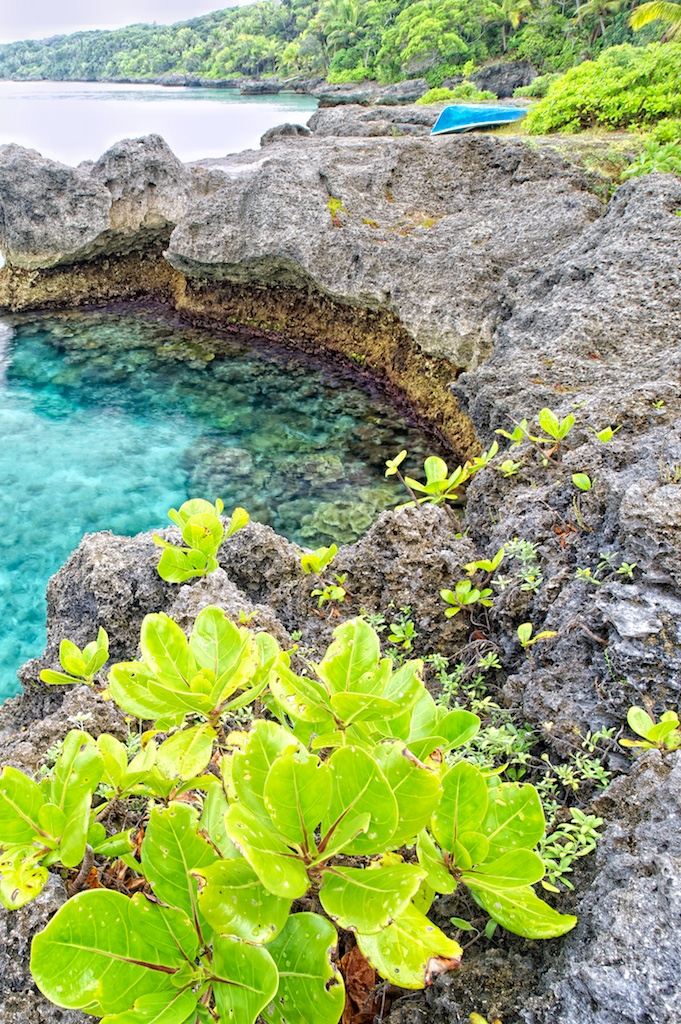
[
  {"left": 174, "top": 134, "right": 601, "bottom": 367},
  {"left": 0, "top": 135, "right": 190, "bottom": 269}
]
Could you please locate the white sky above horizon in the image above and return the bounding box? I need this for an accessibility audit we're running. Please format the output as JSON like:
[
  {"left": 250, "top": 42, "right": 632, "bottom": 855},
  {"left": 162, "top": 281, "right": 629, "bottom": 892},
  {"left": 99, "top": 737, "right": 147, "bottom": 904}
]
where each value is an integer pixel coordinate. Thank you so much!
[{"left": 0, "top": 1, "right": 254, "bottom": 45}]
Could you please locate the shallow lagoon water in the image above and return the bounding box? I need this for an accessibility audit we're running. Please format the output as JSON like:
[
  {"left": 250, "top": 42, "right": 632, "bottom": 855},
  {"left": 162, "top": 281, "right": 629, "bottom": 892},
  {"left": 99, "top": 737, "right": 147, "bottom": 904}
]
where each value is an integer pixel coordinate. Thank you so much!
[
  {"left": 0, "top": 80, "right": 318, "bottom": 164},
  {"left": 0, "top": 306, "right": 439, "bottom": 699}
]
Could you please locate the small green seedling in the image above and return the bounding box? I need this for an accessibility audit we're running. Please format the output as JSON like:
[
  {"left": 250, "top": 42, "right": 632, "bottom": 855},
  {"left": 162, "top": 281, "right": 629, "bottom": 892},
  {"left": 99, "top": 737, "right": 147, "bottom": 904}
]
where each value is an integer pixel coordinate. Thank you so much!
[
  {"left": 470, "top": 1014, "right": 502, "bottom": 1024},
  {"left": 154, "top": 498, "right": 248, "bottom": 583},
  {"left": 441, "top": 580, "right": 493, "bottom": 617},
  {"left": 40, "top": 628, "right": 109, "bottom": 687},
  {"left": 592, "top": 425, "right": 621, "bottom": 442},
  {"left": 499, "top": 458, "right": 522, "bottom": 477},
  {"left": 388, "top": 619, "right": 418, "bottom": 650},
  {"left": 464, "top": 548, "right": 505, "bottom": 576},
  {"left": 517, "top": 622, "right": 558, "bottom": 652},
  {"left": 386, "top": 444, "right": 498, "bottom": 511},
  {"left": 537, "top": 407, "right": 575, "bottom": 444},
  {"left": 620, "top": 706, "right": 681, "bottom": 752},
  {"left": 572, "top": 473, "right": 592, "bottom": 491},
  {"left": 312, "top": 575, "right": 347, "bottom": 608},
  {"left": 301, "top": 544, "right": 338, "bottom": 576}
]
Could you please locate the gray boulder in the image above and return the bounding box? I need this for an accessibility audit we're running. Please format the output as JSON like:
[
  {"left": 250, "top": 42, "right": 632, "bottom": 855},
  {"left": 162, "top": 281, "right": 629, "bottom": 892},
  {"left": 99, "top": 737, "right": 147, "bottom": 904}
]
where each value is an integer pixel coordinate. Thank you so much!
[
  {"left": 0, "top": 135, "right": 190, "bottom": 269},
  {"left": 472, "top": 60, "right": 538, "bottom": 98}
]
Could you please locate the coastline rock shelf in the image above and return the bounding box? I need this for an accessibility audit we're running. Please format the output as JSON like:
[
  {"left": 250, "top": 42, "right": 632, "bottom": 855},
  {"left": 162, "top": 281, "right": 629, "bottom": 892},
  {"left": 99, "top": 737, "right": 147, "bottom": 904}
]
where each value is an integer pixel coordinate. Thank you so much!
[{"left": 0, "top": 126, "right": 680, "bottom": 1024}]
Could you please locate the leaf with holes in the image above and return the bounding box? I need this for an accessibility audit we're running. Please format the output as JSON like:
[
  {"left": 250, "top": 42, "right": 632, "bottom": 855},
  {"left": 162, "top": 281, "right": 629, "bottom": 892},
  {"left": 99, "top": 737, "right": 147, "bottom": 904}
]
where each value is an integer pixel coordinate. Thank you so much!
[
  {"left": 212, "top": 933, "right": 279, "bottom": 1024},
  {"left": 31, "top": 890, "right": 198, "bottom": 1016},
  {"left": 262, "top": 913, "right": 345, "bottom": 1024},
  {"left": 430, "top": 761, "right": 488, "bottom": 855},
  {"left": 141, "top": 803, "right": 219, "bottom": 932},
  {"left": 322, "top": 746, "right": 398, "bottom": 856},
  {"left": 194, "top": 859, "right": 291, "bottom": 944},
  {"left": 357, "top": 904, "right": 462, "bottom": 989},
  {"left": 263, "top": 751, "right": 331, "bottom": 848},
  {"left": 375, "top": 741, "right": 441, "bottom": 847},
  {"left": 224, "top": 803, "right": 309, "bottom": 899},
  {"left": 319, "top": 863, "right": 424, "bottom": 933}
]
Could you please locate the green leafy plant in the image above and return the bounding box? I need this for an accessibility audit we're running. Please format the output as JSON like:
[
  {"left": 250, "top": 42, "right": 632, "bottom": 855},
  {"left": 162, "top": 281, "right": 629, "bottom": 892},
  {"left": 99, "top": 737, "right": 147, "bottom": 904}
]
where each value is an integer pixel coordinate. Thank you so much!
[
  {"left": 0, "top": 730, "right": 133, "bottom": 910},
  {"left": 496, "top": 408, "right": 575, "bottom": 465},
  {"left": 9, "top": 614, "right": 580, "bottom": 1024},
  {"left": 301, "top": 543, "right": 338, "bottom": 576},
  {"left": 620, "top": 706, "right": 681, "bottom": 752},
  {"left": 497, "top": 538, "right": 543, "bottom": 594},
  {"left": 39, "top": 628, "right": 109, "bottom": 687},
  {"left": 387, "top": 605, "right": 418, "bottom": 651},
  {"left": 538, "top": 809, "right": 603, "bottom": 892},
  {"left": 464, "top": 547, "right": 505, "bottom": 576},
  {"left": 441, "top": 580, "right": 493, "bottom": 618},
  {"left": 153, "top": 498, "right": 249, "bottom": 583},
  {"left": 575, "top": 550, "right": 637, "bottom": 585},
  {"left": 622, "top": 137, "right": 681, "bottom": 179},
  {"left": 517, "top": 622, "right": 558, "bottom": 653},
  {"left": 312, "top": 575, "right": 347, "bottom": 608},
  {"left": 416, "top": 82, "right": 496, "bottom": 104},
  {"left": 571, "top": 473, "right": 592, "bottom": 491},
  {"left": 386, "top": 443, "right": 498, "bottom": 512}
]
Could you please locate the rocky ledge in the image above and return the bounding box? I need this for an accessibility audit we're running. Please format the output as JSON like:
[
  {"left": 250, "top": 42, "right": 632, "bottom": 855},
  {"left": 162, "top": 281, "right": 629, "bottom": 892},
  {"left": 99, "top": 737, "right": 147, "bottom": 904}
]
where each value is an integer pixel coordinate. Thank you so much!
[{"left": 0, "top": 119, "right": 680, "bottom": 1024}]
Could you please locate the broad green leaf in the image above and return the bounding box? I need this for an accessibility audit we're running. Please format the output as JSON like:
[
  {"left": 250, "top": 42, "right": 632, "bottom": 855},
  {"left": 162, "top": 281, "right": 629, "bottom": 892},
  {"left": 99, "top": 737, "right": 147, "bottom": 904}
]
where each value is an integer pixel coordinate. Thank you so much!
[
  {"left": 431, "top": 761, "right": 488, "bottom": 854},
  {"left": 31, "top": 891, "right": 198, "bottom": 1015},
  {"left": 189, "top": 608, "right": 256, "bottom": 703},
  {"left": 156, "top": 724, "right": 216, "bottom": 782},
  {"left": 108, "top": 663, "right": 177, "bottom": 723},
  {"left": 98, "top": 734, "right": 128, "bottom": 788},
  {"left": 375, "top": 742, "right": 441, "bottom": 846},
  {"left": 416, "top": 830, "right": 456, "bottom": 895},
  {"left": 482, "top": 783, "right": 545, "bottom": 859},
  {"left": 140, "top": 614, "right": 197, "bottom": 691},
  {"left": 156, "top": 546, "right": 214, "bottom": 583},
  {"left": 195, "top": 859, "right": 291, "bottom": 943},
  {"left": 225, "top": 506, "right": 250, "bottom": 537},
  {"left": 270, "top": 661, "right": 334, "bottom": 725},
  {"left": 453, "top": 831, "right": 489, "bottom": 868},
  {"left": 38, "top": 803, "right": 67, "bottom": 838},
  {"left": 538, "top": 407, "right": 560, "bottom": 438},
  {"left": 142, "top": 803, "right": 219, "bottom": 930},
  {"left": 48, "top": 730, "right": 103, "bottom": 867},
  {"left": 357, "top": 904, "right": 462, "bottom": 989},
  {"left": 461, "top": 850, "right": 545, "bottom": 891},
  {"left": 200, "top": 786, "right": 239, "bottom": 858},
  {"left": 317, "top": 618, "right": 381, "bottom": 695},
  {"left": 319, "top": 863, "right": 424, "bottom": 933},
  {"left": 437, "top": 709, "right": 481, "bottom": 749},
  {"left": 322, "top": 746, "right": 398, "bottom": 855},
  {"left": 627, "top": 706, "right": 655, "bottom": 738},
  {"left": 262, "top": 913, "right": 345, "bottom": 1024},
  {"left": 263, "top": 752, "right": 331, "bottom": 847},
  {"left": 168, "top": 498, "right": 220, "bottom": 529},
  {"left": 82, "top": 628, "right": 109, "bottom": 677},
  {"left": 225, "top": 803, "right": 309, "bottom": 899},
  {"left": 232, "top": 720, "right": 303, "bottom": 817},
  {"left": 40, "top": 670, "right": 84, "bottom": 686},
  {"left": 330, "top": 691, "right": 406, "bottom": 725},
  {"left": 424, "top": 456, "right": 448, "bottom": 484},
  {"left": 181, "top": 513, "right": 223, "bottom": 556},
  {"left": 101, "top": 989, "right": 198, "bottom": 1024},
  {"left": 0, "top": 766, "right": 45, "bottom": 844},
  {"left": 212, "top": 934, "right": 278, "bottom": 1024},
  {"left": 59, "top": 638, "right": 88, "bottom": 677},
  {"left": 92, "top": 830, "right": 135, "bottom": 859},
  {"left": 467, "top": 883, "right": 577, "bottom": 939},
  {"left": 0, "top": 846, "right": 49, "bottom": 909}
]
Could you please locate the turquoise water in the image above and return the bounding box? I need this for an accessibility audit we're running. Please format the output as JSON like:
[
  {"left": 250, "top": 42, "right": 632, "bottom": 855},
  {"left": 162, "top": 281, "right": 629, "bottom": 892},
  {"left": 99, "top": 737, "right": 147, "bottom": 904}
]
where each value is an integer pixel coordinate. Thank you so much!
[
  {"left": 0, "top": 306, "right": 438, "bottom": 700},
  {"left": 0, "top": 80, "right": 318, "bottom": 164}
]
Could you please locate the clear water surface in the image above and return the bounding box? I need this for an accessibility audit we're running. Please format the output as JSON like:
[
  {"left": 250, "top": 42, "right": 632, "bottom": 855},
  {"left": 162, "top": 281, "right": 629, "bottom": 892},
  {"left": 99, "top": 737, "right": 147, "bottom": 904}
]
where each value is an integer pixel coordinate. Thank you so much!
[
  {"left": 0, "top": 80, "right": 318, "bottom": 164},
  {"left": 0, "top": 307, "right": 439, "bottom": 700}
]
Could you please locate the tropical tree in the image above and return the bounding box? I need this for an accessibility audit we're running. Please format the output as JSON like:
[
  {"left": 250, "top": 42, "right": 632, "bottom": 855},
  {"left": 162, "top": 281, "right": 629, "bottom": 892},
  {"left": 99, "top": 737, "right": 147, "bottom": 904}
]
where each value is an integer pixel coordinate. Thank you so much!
[
  {"left": 630, "top": 0, "right": 681, "bottom": 37},
  {"left": 491, "top": 0, "right": 532, "bottom": 51}
]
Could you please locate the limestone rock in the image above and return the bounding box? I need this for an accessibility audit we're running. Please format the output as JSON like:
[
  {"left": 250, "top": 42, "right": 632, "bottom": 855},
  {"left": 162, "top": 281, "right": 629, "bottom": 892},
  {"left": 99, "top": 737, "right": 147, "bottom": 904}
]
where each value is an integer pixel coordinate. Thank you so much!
[
  {"left": 472, "top": 60, "right": 538, "bottom": 98},
  {"left": 0, "top": 135, "right": 190, "bottom": 269}
]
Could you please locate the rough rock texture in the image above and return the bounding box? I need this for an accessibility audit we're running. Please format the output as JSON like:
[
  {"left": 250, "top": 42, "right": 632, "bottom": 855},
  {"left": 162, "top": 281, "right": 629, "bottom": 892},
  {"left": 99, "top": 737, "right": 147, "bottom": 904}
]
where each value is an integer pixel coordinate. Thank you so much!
[
  {"left": 260, "top": 121, "right": 311, "bottom": 146},
  {"left": 174, "top": 134, "right": 601, "bottom": 368},
  {"left": 307, "top": 102, "right": 437, "bottom": 137},
  {"left": 472, "top": 60, "right": 537, "bottom": 97},
  {"left": 523, "top": 750, "right": 681, "bottom": 1024},
  {"left": 452, "top": 172, "right": 681, "bottom": 734},
  {"left": 311, "top": 78, "right": 429, "bottom": 106},
  {"left": 0, "top": 135, "right": 190, "bottom": 269},
  {"left": 0, "top": 876, "right": 89, "bottom": 1024}
]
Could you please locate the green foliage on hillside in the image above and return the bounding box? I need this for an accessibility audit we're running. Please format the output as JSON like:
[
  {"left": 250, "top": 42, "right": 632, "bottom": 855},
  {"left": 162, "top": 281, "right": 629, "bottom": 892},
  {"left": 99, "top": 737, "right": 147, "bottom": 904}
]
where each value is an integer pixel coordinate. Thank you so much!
[
  {"left": 0, "top": 0, "right": 671, "bottom": 85},
  {"left": 524, "top": 43, "right": 681, "bottom": 132}
]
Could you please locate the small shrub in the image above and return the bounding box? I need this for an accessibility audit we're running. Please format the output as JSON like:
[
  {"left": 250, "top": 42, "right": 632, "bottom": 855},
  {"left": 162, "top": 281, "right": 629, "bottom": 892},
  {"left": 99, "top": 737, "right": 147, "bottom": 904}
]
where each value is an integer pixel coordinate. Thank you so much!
[
  {"left": 416, "top": 82, "right": 496, "bottom": 104},
  {"left": 621, "top": 138, "right": 681, "bottom": 178},
  {"left": 514, "top": 72, "right": 562, "bottom": 98}
]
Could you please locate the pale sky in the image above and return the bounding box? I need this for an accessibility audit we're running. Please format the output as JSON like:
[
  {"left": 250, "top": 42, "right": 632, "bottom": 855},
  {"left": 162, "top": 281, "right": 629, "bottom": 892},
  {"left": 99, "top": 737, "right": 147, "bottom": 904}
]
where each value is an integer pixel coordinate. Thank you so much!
[{"left": 0, "top": 2, "right": 253, "bottom": 45}]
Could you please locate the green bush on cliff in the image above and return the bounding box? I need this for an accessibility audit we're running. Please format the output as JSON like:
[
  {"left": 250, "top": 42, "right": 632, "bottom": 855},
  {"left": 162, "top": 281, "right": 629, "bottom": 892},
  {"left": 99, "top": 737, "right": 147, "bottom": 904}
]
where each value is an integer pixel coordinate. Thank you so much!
[
  {"left": 524, "top": 43, "right": 681, "bottom": 133},
  {"left": 417, "top": 82, "right": 497, "bottom": 104}
]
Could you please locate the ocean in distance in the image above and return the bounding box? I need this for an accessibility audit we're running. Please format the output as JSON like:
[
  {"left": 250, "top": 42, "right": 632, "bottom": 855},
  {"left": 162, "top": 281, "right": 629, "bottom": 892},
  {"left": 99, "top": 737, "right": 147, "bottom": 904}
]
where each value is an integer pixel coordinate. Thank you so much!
[{"left": 0, "top": 80, "right": 318, "bottom": 164}]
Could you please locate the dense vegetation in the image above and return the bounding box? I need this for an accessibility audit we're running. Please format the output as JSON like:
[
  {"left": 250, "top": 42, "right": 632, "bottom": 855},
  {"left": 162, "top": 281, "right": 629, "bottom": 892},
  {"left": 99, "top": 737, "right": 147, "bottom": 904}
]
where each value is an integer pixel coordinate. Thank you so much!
[
  {"left": 525, "top": 42, "right": 681, "bottom": 131},
  {"left": 0, "top": 0, "right": 670, "bottom": 86}
]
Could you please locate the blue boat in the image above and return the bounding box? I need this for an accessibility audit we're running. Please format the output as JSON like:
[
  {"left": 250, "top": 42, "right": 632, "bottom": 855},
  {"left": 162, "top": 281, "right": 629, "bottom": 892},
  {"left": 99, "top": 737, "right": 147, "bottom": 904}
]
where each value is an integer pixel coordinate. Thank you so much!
[{"left": 431, "top": 104, "right": 528, "bottom": 135}]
